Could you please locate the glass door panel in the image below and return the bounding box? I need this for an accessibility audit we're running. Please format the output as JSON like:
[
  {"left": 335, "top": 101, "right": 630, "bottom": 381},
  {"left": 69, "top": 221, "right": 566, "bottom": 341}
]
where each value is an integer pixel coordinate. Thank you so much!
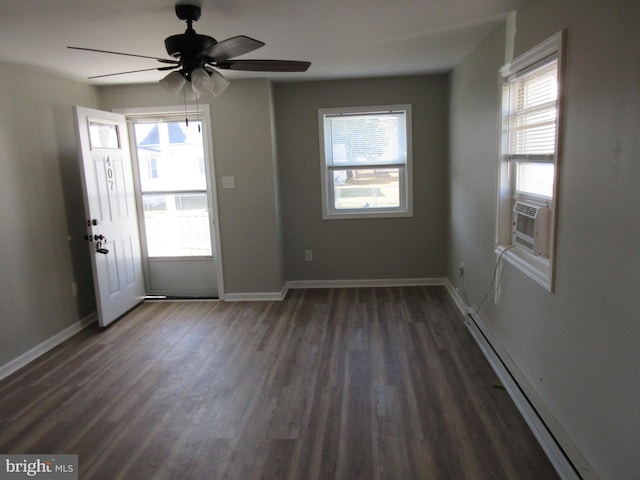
[
  {"left": 133, "top": 120, "right": 212, "bottom": 258},
  {"left": 142, "top": 193, "right": 211, "bottom": 256}
]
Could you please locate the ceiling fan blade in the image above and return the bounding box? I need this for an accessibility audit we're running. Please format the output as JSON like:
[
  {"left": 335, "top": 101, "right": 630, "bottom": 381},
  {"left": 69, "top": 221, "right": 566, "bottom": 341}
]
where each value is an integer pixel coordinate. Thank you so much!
[
  {"left": 68, "top": 46, "right": 179, "bottom": 65},
  {"left": 215, "top": 59, "right": 311, "bottom": 72},
  {"left": 88, "top": 66, "right": 178, "bottom": 80},
  {"left": 203, "top": 36, "right": 265, "bottom": 61}
]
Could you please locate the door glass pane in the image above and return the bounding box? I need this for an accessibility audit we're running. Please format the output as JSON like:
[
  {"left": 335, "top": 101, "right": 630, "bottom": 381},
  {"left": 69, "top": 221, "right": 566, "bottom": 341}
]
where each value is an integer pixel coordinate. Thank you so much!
[
  {"left": 89, "top": 121, "right": 120, "bottom": 149},
  {"left": 133, "top": 120, "right": 212, "bottom": 258},
  {"left": 134, "top": 121, "right": 206, "bottom": 192},
  {"left": 142, "top": 193, "right": 212, "bottom": 257}
]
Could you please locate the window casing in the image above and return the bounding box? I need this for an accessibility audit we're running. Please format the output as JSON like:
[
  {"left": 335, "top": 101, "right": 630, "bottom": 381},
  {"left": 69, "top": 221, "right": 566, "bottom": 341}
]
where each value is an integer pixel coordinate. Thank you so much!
[
  {"left": 319, "top": 105, "right": 412, "bottom": 219},
  {"left": 496, "top": 31, "right": 565, "bottom": 291}
]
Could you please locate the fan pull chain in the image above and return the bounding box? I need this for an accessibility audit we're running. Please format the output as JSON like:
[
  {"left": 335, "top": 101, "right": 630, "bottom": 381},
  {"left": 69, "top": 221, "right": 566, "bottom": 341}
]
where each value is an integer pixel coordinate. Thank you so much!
[
  {"left": 195, "top": 95, "right": 201, "bottom": 133},
  {"left": 182, "top": 84, "right": 189, "bottom": 127}
]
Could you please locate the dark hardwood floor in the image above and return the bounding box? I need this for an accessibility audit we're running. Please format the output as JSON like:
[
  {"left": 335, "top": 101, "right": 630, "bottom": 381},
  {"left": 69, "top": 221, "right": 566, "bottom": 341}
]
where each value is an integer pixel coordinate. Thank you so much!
[{"left": 0, "top": 287, "right": 559, "bottom": 479}]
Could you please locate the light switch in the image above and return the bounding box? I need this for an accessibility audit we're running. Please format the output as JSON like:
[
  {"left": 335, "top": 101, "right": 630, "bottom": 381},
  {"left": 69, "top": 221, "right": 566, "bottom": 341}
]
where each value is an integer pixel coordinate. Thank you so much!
[{"left": 222, "top": 176, "right": 235, "bottom": 189}]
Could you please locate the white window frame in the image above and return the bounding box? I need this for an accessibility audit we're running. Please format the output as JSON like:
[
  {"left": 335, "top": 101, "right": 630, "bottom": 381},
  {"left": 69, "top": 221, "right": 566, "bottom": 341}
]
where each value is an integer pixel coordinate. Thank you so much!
[
  {"left": 318, "top": 104, "right": 413, "bottom": 219},
  {"left": 496, "top": 31, "right": 565, "bottom": 292}
]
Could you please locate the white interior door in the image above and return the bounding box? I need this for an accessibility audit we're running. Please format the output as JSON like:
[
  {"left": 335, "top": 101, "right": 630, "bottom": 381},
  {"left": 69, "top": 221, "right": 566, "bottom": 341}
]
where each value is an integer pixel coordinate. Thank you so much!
[{"left": 74, "top": 106, "right": 145, "bottom": 327}]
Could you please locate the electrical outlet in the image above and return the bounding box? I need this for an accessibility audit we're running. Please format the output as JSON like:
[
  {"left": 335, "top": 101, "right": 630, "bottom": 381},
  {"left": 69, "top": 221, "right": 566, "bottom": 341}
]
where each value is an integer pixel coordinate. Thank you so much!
[
  {"left": 457, "top": 262, "right": 464, "bottom": 275},
  {"left": 304, "top": 250, "right": 313, "bottom": 261}
]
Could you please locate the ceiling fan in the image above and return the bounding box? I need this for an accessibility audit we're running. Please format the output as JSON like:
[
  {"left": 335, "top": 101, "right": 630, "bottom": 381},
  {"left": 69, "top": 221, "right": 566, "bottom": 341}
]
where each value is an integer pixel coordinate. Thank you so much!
[{"left": 68, "top": 2, "right": 311, "bottom": 97}]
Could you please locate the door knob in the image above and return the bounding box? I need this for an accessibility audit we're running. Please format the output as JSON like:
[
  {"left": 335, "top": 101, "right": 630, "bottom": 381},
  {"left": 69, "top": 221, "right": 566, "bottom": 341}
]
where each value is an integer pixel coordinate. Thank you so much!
[{"left": 95, "top": 235, "right": 108, "bottom": 254}]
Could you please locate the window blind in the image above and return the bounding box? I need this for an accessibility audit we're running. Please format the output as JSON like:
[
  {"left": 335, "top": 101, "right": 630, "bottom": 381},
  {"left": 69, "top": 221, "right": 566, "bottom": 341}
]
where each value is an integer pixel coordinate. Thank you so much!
[
  {"left": 325, "top": 112, "right": 406, "bottom": 167},
  {"left": 504, "top": 58, "right": 558, "bottom": 159}
]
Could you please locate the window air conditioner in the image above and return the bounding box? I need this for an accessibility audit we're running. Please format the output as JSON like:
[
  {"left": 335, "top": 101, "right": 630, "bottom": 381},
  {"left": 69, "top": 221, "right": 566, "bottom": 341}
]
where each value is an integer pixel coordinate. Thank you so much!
[{"left": 512, "top": 201, "right": 550, "bottom": 257}]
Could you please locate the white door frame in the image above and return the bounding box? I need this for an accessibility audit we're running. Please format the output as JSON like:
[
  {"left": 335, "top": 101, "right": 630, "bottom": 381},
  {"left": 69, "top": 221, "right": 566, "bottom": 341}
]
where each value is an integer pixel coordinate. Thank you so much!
[{"left": 116, "top": 105, "right": 225, "bottom": 300}]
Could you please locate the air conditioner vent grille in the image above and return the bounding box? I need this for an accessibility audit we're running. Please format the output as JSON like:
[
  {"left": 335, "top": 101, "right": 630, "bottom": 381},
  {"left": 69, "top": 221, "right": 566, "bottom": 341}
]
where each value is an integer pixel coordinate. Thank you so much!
[{"left": 514, "top": 201, "right": 538, "bottom": 218}]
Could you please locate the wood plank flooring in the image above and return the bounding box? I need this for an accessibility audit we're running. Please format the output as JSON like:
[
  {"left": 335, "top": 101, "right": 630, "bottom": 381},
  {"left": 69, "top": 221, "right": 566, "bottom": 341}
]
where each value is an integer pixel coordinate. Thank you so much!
[{"left": 0, "top": 287, "right": 559, "bottom": 479}]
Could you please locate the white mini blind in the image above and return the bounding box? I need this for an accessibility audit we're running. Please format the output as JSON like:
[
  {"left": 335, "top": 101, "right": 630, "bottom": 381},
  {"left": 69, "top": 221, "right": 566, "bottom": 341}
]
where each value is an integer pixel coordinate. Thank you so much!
[
  {"left": 324, "top": 111, "right": 406, "bottom": 167},
  {"left": 504, "top": 58, "right": 558, "bottom": 159}
]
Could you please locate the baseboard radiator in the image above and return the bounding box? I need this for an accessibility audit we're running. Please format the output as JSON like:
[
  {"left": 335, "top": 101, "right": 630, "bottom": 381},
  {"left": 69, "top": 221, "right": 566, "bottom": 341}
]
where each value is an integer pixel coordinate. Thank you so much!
[{"left": 464, "top": 312, "right": 583, "bottom": 480}]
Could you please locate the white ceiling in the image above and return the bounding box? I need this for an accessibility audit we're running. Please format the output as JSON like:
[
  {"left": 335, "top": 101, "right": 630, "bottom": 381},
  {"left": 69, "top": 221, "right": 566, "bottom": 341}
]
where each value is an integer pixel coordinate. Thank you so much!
[{"left": 0, "top": 0, "right": 524, "bottom": 85}]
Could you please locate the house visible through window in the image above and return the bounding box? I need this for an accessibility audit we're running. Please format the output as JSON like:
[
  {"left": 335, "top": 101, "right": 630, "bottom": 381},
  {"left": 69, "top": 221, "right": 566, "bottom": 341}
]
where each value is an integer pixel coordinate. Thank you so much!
[
  {"left": 318, "top": 105, "right": 412, "bottom": 219},
  {"left": 148, "top": 158, "right": 158, "bottom": 179},
  {"left": 496, "top": 31, "right": 564, "bottom": 291}
]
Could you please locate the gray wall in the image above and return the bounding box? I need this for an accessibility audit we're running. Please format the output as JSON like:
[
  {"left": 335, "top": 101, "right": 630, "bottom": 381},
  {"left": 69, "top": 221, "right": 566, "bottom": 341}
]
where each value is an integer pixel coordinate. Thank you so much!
[
  {"left": 447, "top": 1, "right": 640, "bottom": 478},
  {"left": 3, "top": 1, "right": 638, "bottom": 476},
  {"left": 274, "top": 75, "right": 449, "bottom": 282},
  {"left": 98, "top": 79, "right": 284, "bottom": 296},
  {"left": 0, "top": 64, "right": 99, "bottom": 366}
]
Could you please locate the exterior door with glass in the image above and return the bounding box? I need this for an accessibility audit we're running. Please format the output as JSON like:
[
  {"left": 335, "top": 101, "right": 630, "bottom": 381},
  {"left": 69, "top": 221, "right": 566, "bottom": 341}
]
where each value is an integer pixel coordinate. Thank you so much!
[
  {"left": 74, "top": 107, "right": 145, "bottom": 326},
  {"left": 130, "top": 113, "right": 219, "bottom": 298}
]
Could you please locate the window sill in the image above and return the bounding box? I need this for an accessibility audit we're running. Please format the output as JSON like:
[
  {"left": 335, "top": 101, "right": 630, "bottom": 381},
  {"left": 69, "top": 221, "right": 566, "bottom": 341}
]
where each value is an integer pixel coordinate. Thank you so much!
[
  {"left": 495, "top": 245, "right": 553, "bottom": 292},
  {"left": 322, "top": 209, "right": 413, "bottom": 220}
]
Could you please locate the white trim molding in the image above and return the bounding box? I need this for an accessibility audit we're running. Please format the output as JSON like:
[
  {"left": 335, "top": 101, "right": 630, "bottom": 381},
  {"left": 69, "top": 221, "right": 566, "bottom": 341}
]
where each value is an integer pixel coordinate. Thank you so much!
[
  {"left": 318, "top": 104, "right": 413, "bottom": 220},
  {"left": 223, "top": 288, "right": 288, "bottom": 302},
  {"left": 224, "top": 278, "right": 447, "bottom": 301},
  {"left": 286, "top": 277, "right": 447, "bottom": 290},
  {"left": 495, "top": 30, "right": 566, "bottom": 294},
  {"left": 0, "top": 312, "right": 97, "bottom": 381},
  {"left": 443, "top": 278, "right": 470, "bottom": 317}
]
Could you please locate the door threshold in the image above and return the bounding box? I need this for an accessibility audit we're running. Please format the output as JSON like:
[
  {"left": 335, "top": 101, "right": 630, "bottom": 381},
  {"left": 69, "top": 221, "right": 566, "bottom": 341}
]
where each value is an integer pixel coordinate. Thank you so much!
[{"left": 144, "top": 295, "right": 219, "bottom": 302}]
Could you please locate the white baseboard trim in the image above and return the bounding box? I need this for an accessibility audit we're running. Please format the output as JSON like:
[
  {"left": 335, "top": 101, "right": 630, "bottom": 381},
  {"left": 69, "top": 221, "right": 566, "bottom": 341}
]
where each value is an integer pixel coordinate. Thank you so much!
[
  {"left": 223, "top": 278, "right": 448, "bottom": 302},
  {"left": 286, "top": 277, "right": 447, "bottom": 290},
  {"left": 224, "top": 278, "right": 448, "bottom": 302},
  {"left": 0, "top": 312, "right": 97, "bottom": 381},
  {"left": 445, "top": 280, "right": 585, "bottom": 480},
  {"left": 223, "top": 289, "right": 288, "bottom": 302},
  {"left": 443, "top": 278, "right": 470, "bottom": 317}
]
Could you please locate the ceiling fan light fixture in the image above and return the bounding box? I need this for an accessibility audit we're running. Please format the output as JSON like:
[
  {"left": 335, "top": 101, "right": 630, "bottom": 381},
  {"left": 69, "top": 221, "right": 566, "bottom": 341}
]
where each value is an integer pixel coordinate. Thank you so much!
[
  {"left": 190, "top": 67, "right": 214, "bottom": 96},
  {"left": 211, "top": 70, "right": 229, "bottom": 98},
  {"left": 210, "top": 70, "right": 230, "bottom": 98},
  {"left": 160, "top": 70, "right": 186, "bottom": 95}
]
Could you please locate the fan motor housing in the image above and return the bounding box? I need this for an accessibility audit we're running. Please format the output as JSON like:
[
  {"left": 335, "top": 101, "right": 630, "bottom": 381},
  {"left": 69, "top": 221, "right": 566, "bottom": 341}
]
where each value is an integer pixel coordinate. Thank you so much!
[
  {"left": 166, "top": 3, "right": 214, "bottom": 59},
  {"left": 165, "top": 33, "right": 216, "bottom": 58}
]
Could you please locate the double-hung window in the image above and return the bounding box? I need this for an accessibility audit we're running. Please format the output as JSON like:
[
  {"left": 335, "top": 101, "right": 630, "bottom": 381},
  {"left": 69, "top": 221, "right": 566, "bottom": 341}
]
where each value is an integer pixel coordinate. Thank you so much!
[
  {"left": 496, "top": 31, "right": 564, "bottom": 291},
  {"left": 318, "top": 105, "right": 412, "bottom": 219},
  {"left": 505, "top": 57, "right": 558, "bottom": 199}
]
